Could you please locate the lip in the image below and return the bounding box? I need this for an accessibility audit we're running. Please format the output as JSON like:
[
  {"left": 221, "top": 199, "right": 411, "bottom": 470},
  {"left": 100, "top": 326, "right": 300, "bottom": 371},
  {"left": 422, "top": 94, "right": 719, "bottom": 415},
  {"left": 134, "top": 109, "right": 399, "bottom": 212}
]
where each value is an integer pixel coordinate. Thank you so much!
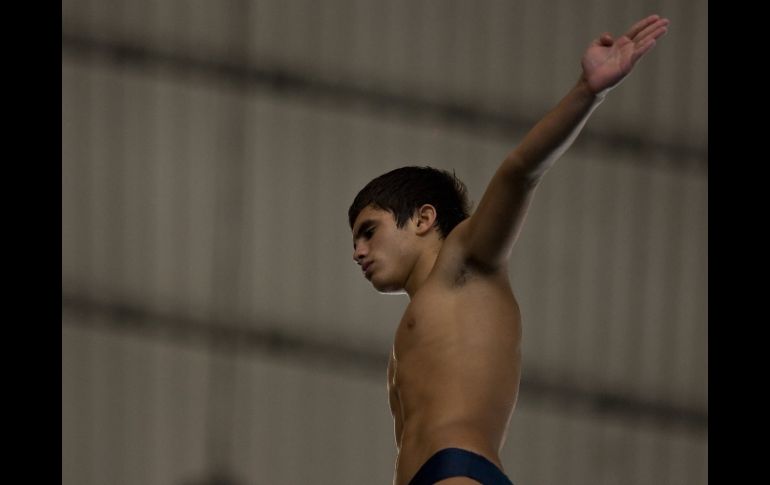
[{"left": 362, "top": 261, "right": 373, "bottom": 277}]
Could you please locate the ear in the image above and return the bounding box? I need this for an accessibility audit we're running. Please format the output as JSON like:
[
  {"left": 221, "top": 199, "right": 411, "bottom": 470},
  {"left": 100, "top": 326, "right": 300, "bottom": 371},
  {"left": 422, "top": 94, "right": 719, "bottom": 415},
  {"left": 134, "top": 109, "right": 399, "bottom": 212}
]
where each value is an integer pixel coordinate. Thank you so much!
[{"left": 413, "top": 204, "right": 438, "bottom": 236}]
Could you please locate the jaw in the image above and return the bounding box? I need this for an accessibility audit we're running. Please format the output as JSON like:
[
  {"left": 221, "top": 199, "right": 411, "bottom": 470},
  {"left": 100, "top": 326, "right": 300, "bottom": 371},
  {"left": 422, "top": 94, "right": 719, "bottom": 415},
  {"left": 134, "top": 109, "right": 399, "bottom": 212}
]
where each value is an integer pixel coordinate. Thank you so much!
[
  {"left": 369, "top": 268, "right": 407, "bottom": 294},
  {"left": 373, "top": 280, "right": 407, "bottom": 295},
  {"left": 370, "top": 276, "right": 404, "bottom": 294}
]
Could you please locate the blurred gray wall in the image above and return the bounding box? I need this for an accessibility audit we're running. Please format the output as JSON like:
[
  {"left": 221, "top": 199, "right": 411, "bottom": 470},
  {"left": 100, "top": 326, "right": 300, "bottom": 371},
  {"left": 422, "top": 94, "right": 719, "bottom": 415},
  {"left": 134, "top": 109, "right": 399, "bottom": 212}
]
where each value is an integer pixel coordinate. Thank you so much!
[{"left": 62, "top": 1, "right": 707, "bottom": 484}]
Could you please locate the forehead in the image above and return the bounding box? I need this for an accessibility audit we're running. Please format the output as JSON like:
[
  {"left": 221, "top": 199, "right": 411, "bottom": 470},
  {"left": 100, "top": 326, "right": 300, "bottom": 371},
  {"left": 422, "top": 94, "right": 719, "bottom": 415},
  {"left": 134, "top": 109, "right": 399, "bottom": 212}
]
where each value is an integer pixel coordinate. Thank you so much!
[{"left": 351, "top": 206, "right": 392, "bottom": 234}]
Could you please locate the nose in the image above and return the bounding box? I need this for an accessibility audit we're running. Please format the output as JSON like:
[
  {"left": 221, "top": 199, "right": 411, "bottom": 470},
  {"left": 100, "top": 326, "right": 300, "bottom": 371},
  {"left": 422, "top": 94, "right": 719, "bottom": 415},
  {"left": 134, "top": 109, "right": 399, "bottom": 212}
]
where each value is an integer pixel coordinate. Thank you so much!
[{"left": 353, "top": 243, "right": 367, "bottom": 264}]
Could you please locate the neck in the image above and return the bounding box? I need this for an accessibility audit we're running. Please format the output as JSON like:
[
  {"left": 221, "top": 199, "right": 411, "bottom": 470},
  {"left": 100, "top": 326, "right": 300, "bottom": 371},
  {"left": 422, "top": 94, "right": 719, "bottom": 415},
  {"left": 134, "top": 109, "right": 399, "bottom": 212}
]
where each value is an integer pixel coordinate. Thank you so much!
[{"left": 404, "top": 242, "right": 441, "bottom": 298}]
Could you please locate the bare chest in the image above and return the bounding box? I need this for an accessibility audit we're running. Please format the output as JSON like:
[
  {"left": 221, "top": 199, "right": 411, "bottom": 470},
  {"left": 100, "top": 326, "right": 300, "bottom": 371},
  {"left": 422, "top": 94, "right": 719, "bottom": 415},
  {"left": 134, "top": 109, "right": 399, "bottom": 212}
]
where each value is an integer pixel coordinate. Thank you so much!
[
  {"left": 388, "top": 279, "right": 522, "bottom": 482},
  {"left": 394, "top": 279, "right": 520, "bottom": 358}
]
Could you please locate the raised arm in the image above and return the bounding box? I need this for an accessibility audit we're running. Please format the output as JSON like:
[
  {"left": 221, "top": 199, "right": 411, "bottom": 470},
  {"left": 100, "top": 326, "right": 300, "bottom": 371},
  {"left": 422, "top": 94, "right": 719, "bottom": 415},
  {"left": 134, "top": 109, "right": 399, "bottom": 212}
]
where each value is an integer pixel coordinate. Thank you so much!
[{"left": 459, "top": 14, "right": 669, "bottom": 271}]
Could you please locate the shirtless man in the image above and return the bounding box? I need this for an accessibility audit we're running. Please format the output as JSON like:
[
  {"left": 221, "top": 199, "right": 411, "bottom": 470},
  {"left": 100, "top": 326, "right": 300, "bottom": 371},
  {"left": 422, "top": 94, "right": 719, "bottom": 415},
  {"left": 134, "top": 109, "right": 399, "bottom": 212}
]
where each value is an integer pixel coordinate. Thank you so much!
[{"left": 348, "top": 15, "right": 669, "bottom": 485}]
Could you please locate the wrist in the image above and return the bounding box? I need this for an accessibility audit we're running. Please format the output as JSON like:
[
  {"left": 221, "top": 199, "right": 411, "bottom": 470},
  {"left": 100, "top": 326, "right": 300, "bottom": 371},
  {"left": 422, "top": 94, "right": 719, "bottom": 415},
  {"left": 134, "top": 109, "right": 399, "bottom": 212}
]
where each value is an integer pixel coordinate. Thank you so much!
[{"left": 575, "top": 76, "right": 608, "bottom": 102}]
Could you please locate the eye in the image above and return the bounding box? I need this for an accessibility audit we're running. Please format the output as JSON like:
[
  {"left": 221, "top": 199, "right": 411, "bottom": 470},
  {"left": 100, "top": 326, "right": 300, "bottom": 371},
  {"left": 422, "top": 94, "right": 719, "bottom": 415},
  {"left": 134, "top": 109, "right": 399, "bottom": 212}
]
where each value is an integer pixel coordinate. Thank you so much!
[{"left": 364, "top": 228, "right": 375, "bottom": 239}]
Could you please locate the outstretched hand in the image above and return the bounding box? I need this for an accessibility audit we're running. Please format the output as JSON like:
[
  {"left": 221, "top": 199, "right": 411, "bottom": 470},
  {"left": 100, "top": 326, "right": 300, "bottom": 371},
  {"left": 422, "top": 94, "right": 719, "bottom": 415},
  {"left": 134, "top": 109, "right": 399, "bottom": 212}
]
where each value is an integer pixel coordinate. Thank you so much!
[{"left": 581, "top": 14, "right": 670, "bottom": 96}]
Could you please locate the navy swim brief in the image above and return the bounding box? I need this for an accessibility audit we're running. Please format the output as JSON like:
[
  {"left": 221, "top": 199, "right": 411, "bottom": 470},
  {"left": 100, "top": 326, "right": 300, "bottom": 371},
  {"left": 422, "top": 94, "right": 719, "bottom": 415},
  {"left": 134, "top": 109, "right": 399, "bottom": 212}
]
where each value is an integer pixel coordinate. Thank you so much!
[{"left": 408, "top": 447, "right": 514, "bottom": 485}]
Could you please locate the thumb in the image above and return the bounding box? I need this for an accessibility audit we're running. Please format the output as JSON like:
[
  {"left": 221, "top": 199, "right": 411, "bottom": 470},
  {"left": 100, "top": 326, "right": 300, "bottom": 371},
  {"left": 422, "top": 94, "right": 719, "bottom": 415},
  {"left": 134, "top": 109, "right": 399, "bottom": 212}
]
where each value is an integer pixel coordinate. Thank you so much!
[{"left": 598, "top": 32, "right": 614, "bottom": 46}]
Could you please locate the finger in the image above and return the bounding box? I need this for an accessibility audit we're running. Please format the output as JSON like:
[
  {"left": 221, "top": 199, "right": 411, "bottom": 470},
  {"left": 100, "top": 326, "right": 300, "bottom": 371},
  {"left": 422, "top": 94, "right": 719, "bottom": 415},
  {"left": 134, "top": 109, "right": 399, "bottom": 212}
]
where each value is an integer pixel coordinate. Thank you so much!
[
  {"left": 624, "top": 14, "right": 661, "bottom": 39},
  {"left": 635, "top": 25, "right": 669, "bottom": 50},
  {"left": 632, "top": 38, "right": 657, "bottom": 62},
  {"left": 633, "top": 18, "right": 670, "bottom": 43}
]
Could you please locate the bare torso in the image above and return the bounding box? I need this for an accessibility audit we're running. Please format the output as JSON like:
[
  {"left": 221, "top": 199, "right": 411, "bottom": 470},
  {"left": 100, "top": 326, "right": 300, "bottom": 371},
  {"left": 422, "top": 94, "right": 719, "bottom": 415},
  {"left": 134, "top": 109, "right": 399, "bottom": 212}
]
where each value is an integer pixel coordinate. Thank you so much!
[{"left": 388, "top": 228, "right": 522, "bottom": 485}]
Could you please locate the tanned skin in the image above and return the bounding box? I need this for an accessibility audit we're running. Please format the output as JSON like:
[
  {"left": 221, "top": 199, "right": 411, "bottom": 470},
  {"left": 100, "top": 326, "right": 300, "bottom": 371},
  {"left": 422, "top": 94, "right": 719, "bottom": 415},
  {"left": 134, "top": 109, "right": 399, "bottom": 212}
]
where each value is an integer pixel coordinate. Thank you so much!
[{"left": 351, "top": 15, "right": 669, "bottom": 485}]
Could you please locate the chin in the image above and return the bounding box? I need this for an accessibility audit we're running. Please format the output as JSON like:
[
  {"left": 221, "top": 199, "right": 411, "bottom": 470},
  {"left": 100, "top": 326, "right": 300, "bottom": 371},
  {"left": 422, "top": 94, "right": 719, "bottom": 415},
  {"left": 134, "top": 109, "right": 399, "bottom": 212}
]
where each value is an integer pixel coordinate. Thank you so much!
[{"left": 371, "top": 276, "right": 406, "bottom": 295}]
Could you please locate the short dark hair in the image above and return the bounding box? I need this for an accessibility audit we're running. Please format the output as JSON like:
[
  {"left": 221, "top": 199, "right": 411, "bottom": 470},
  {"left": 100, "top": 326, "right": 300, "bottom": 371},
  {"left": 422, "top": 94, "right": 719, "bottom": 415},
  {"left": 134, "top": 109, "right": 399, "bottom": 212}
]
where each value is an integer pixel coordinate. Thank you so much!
[{"left": 348, "top": 166, "right": 471, "bottom": 239}]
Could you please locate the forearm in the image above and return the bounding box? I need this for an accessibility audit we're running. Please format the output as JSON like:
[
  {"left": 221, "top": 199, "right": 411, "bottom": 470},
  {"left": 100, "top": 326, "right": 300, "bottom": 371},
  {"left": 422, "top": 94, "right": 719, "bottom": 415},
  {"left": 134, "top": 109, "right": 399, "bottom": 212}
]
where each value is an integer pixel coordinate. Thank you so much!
[{"left": 503, "top": 77, "right": 605, "bottom": 182}]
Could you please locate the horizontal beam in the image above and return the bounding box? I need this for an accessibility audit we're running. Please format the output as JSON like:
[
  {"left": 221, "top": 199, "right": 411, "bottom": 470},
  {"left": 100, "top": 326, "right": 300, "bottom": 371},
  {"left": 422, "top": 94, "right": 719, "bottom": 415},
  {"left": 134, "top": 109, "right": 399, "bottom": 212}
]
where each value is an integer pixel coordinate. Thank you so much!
[
  {"left": 62, "top": 292, "right": 707, "bottom": 435},
  {"left": 61, "top": 32, "right": 707, "bottom": 169}
]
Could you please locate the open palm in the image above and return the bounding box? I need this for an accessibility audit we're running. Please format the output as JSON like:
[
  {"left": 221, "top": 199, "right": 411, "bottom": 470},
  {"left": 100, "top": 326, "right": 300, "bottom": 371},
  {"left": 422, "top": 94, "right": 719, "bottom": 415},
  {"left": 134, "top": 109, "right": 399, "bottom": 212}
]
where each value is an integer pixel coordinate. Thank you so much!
[{"left": 581, "top": 15, "right": 670, "bottom": 95}]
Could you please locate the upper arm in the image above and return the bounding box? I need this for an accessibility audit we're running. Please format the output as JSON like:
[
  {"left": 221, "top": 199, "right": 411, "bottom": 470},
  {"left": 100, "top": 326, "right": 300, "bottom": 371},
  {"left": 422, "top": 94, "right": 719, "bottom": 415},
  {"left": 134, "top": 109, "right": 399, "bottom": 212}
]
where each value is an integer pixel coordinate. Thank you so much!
[{"left": 457, "top": 158, "right": 540, "bottom": 271}]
